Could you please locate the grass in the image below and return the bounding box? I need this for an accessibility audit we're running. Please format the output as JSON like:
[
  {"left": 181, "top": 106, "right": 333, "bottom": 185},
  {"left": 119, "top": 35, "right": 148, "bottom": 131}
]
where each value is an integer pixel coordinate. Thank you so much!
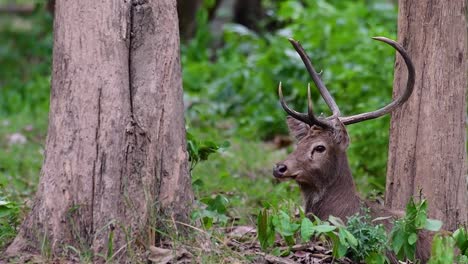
[
  {"left": 191, "top": 136, "right": 301, "bottom": 221},
  {"left": 0, "top": 112, "right": 47, "bottom": 200}
]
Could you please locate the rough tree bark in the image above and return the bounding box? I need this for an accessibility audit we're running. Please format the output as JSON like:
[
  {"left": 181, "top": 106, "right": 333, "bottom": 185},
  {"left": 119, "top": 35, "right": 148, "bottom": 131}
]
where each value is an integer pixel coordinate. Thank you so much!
[
  {"left": 386, "top": 1, "right": 467, "bottom": 229},
  {"left": 5, "top": 0, "right": 192, "bottom": 261}
]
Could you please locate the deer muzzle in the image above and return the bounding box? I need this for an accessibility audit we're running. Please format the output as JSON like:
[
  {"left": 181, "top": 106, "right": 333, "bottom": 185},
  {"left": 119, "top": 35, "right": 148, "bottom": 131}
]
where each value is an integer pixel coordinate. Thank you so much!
[{"left": 273, "top": 163, "right": 297, "bottom": 179}]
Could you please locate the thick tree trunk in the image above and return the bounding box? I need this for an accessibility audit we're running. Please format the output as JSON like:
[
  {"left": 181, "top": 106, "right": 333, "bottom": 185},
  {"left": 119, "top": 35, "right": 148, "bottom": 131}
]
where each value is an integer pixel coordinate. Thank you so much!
[
  {"left": 6, "top": 0, "right": 192, "bottom": 260},
  {"left": 386, "top": 1, "right": 467, "bottom": 229}
]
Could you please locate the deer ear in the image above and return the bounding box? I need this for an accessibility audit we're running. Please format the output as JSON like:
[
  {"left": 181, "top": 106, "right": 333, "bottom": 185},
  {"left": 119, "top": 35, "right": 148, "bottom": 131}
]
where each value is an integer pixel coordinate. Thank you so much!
[
  {"left": 286, "top": 116, "right": 309, "bottom": 141},
  {"left": 332, "top": 121, "right": 350, "bottom": 150}
]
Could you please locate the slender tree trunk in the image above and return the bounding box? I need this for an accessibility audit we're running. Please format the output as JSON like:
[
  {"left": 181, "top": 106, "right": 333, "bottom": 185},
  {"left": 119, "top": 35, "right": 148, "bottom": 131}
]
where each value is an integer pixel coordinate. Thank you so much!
[
  {"left": 233, "top": 0, "right": 263, "bottom": 31},
  {"left": 6, "top": 0, "right": 192, "bottom": 261},
  {"left": 177, "top": 0, "right": 202, "bottom": 40},
  {"left": 176, "top": 0, "right": 223, "bottom": 40},
  {"left": 386, "top": 1, "right": 467, "bottom": 230}
]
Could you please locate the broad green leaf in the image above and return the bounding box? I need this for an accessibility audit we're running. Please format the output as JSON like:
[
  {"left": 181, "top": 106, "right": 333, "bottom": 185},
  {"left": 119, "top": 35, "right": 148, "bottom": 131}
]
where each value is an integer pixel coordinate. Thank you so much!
[
  {"left": 311, "top": 224, "right": 336, "bottom": 233},
  {"left": 300, "top": 217, "right": 314, "bottom": 242},
  {"left": 453, "top": 227, "right": 468, "bottom": 255},
  {"left": 403, "top": 240, "right": 416, "bottom": 261},
  {"left": 365, "top": 252, "right": 387, "bottom": 264},
  {"left": 328, "top": 215, "right": 345, "bottom": 227},
  {"left": 341, "top": 228, "right": 358, "bottom": 248},
  {"left": 428, "top": 235, "right": 455, "bottom": 264},
  {"left": 0, "top": 207, "right": 14, "bottom": 218},
  {"left": 205, "top": 195, "right": 228, "bottom": 214},
  {"left": 407, "top": 232, "right": 418, "bottom": 245},
  {"left": 390, "top": 228, "right": 405, "bottom": 254}
]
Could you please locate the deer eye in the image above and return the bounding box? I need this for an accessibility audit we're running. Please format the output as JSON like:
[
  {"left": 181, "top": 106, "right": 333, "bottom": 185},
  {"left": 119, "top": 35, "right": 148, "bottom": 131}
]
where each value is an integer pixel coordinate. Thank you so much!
[{"left": 313, "top": 145, "right": 326, "bottom": 154}]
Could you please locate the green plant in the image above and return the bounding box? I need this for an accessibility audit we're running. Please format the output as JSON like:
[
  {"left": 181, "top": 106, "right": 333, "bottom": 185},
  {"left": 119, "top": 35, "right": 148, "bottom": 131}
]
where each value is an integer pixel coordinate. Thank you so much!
[
  {"left": 428, "top": 228, "right": 468, "bottom": 264},
  {"left": 257, "top": 198, "right": 452, "bottom": 263},
  {"left": 429, "top": 234, "right": 456, "bottom": 264},
  {"left": 345, "top": 212, "right": 388, "bottom": 263},
  {"left": 389, "top": 198, "right": 442, "bottom": 261},
  {"left": 453, "top": 227, "right": 468, "bottom": 257},
  {"left": 186, "top": 131, "right": 230, "bottom": 171},
  {"left": 0, "top": 197, "right": 21, "bottom": 249},
  {"left": 257, "top": 204, "right": 358, "bottom": 258},
  {"left": 191, "top": 194, "right": 230, "bottom": 229}
]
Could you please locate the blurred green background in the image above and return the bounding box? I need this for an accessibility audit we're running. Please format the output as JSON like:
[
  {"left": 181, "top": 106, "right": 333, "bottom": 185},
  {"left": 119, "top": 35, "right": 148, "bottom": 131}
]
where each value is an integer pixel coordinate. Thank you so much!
[{"left": 0, "top": 0, "right": 398, "bottom": 249}]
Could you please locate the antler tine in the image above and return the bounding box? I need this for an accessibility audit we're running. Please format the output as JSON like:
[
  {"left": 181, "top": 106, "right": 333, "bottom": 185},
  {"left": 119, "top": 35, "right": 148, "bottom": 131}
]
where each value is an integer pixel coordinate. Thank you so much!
[
  {"left": 339, "top": 37, "right": 416, "bottom": 125},
  {"left": 307, "top": 83, "right": 333, "bottom": 128},
  {"left": 288, "top": 38, "right": 341, "bottom": 117},
  {"left": 278, "top": 82, "right": 332, "bottom": 129},
  {"left": 278, "top": 82, "right": 310, "bottom": 125}
]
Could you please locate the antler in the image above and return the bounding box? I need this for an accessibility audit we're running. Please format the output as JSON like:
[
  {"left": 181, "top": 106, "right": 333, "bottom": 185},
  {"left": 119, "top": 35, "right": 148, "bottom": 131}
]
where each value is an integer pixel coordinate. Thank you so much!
[
  {"left": 279, "top": 82, "right": 333, "bottom": 129},
  {"left": 339, "top": 37, "right": 415, "bottom": 125},
  {"left": 288, "top": 38, "right": 341, "bottom": 118},
  {"left": 279, "top": 37, "right": 415, "bottom": 127}
]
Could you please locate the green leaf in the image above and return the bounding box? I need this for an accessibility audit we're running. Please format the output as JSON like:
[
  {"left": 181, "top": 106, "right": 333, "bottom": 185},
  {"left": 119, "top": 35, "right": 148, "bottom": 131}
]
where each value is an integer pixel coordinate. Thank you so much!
[
  {"left": 403, "top": 239, "right": 416, "bottom": 261},
  {"left": 390, "top": 227, "right": 405, "bottom": 254},
  {"left": 341, "top": 228, "right": 358, "bottom": 248},
  {"left": 300, "top": 217, "right": 314, "bottom": 242},
  {"left": 257, "top": 209, "right": 274, "bottom": 250},
  {"left": 0, "top": 207, "right": 14, "bottom": 218},
  {"left": 272, "top": 210, "right": 300, "bottom": 237},
  {"left": 428, "top": 234, "right": 455, "bottom": 264},
  {"left": 453, "top": 227, "right": 468, "bottom": 255},
  {"left": 205, "top": 195, "right": 228, "bottom": 214},
  {"left": 328, "top": 215, "right": 345, "bottom": 227},
  {"left": 424, "top": 219, "right": 442, "bottom": 232},
  {"left": 311, "top": 224, "right": 336, "bottom": 234},
  {"left": 329, "top": 232, "right": 348, "bottom": 258},
  {"left": 202, "top": 216, "right": 213, "bottom": 229},
  {"left": 220, "top": 141, "right": 230, "bottom": 149},
  {"left": 408, "top": 233, "right": 418, "bottom": 245},
  {"left": 365, "top": 252, "right": 387, "bottom": 264}
]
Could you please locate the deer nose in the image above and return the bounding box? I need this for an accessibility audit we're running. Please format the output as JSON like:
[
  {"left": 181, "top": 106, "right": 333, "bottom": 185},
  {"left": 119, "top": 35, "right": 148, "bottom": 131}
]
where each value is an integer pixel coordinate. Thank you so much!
[{"left": 273, "top": 164, "right": 288, "bottom": 178}]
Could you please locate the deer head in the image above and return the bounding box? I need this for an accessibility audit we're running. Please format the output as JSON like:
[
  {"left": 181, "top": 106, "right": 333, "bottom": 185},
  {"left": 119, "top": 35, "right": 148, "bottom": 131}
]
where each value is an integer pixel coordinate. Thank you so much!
[{"left": 273, "top": 37, "right": 415, "bottom": 218}]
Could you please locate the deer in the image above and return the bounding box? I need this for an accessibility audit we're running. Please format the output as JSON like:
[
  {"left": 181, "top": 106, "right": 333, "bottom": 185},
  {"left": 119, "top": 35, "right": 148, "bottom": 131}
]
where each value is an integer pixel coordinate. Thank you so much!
[{"left": 273, "top": 37, "right": 432, "bottom": 263}]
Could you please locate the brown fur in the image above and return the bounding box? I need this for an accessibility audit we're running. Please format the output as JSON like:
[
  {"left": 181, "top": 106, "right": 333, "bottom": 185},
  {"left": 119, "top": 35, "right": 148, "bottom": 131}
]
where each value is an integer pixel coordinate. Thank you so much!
[{"left": 273, "top": 117, "right": 432, "bottom": 263}]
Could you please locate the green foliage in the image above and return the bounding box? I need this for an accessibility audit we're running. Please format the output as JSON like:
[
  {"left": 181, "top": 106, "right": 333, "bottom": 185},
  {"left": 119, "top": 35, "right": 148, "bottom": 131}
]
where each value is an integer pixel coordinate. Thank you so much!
[
  {"left": 0, "top": 197, "right": 21, "bottom": 249},
  {"left": 453, "top": 227, "right": 468, "bottom": 256},
  {"left": 256, "top": 198, "right": 457, "bottom": 263},
  {"left": 345, "top": 213, "right": 388, "bottom": 263},
  {"left": 429, "top": 234, "right": 455, "bottom": 264},
  {"left": 184, "top": 0, "right": 398, "bottom": 194},
  {"left": 389, "top": 198, "right": 442, "bottom": 261},
  {"left": 186, "top": 131, "right": 230, "bottom": 171},
  {"left": 428, "top": 228, "right": 468, "bottom": 264},
  {"left": 191, "top": 194, "right": 230, "bottom": 229},
  {"left": 0, "top": 3, "right": 51, "bottom": 210},
  {"left": 256, "top": 204, "right": 380, "bottom": 261},
  {"left": 257, "top": 208, "right": 276, "bottom": 249},
  {"left": 0, "top": 4, "right": 52, "bottom": 116}
]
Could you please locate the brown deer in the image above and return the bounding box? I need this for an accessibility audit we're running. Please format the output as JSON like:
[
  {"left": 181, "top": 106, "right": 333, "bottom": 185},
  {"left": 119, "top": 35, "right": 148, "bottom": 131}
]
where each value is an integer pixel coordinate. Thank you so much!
[{"left": 273, "top": 37, "right": 431, "bottom": 262}]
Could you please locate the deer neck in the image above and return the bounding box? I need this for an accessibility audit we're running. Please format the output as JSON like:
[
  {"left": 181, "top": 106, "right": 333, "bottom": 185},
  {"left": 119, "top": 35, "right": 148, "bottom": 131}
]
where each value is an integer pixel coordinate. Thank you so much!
[{"left": 300, "top": 155, "right": 362, "bottom": 221}]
